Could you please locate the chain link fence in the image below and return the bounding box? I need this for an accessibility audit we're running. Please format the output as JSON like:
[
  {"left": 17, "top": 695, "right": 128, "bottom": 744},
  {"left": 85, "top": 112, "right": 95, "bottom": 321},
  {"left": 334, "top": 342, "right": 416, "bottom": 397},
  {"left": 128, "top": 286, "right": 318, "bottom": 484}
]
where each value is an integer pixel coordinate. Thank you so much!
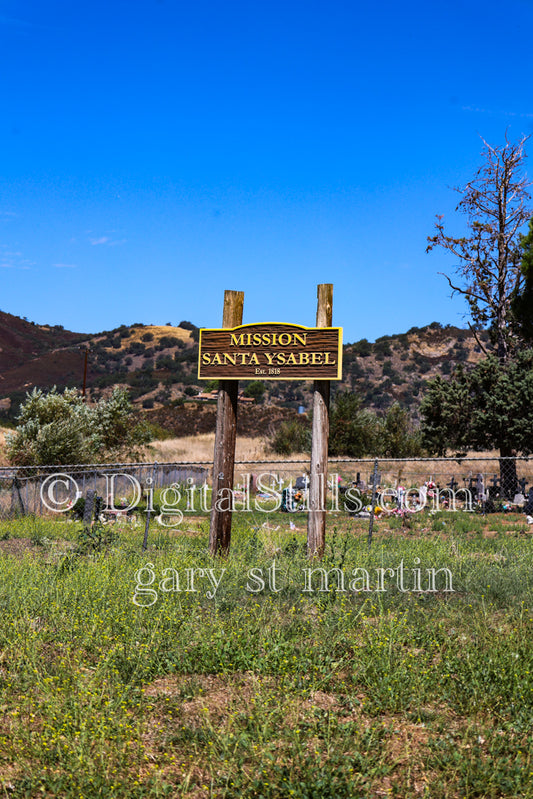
[
  {"left": 1, "top": 456, "right": 533, "bottom": 521},
  {"left": 0, "top": 462, "right": 210, "bottom": 520}
]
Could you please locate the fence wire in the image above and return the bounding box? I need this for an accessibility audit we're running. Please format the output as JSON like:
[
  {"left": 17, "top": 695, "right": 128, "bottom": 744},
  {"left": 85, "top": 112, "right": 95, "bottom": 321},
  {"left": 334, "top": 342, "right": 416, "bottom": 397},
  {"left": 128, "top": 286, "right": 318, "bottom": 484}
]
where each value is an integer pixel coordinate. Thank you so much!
[{"left": 1, "top": 456, "right": 532, "bottom": 521}]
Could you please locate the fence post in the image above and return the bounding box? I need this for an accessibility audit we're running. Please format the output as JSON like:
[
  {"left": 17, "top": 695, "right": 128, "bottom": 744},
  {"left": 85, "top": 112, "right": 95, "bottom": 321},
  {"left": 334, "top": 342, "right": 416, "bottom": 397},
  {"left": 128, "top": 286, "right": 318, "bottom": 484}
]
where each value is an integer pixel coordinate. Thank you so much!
[
  {"left": 13, "top": 476, "right": 25, "bottom": 516},
  {"left": 367, "top": 459, "right": 379, "bottom": 548},
  {"left": 142, "top": 461, "right": 157, "bottom": 552},
  {"left": 83, "top": 489, "right": 96, "bottom": 530}
]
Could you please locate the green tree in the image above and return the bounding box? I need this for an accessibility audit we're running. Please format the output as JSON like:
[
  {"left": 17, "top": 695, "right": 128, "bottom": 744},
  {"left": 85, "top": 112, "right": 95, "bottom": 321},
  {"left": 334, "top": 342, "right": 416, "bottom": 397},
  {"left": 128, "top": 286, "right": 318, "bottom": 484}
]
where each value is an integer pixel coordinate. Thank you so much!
[
  {"left": 329, "top": 393, "right": 378, "bottom": 457},
  {"left": 427, "top": 135, "right": 531, "bottom": 363},
  {"left": 420, "top": 352, "right": 533, "bottom": 496},
  {"left": 270, "top": 418, "right": 310, "bottom": 455},
  {"left": 376, "top": 403, "right": 424, "bottom": 458},
  {"left": 243, "top": 380, "right": 266, "bottom": 403},
  {"left": 512, "top": 217, "right": 533, "bottom": 345},
  {"left": 7, "top": 387, "right": 150, "bottom": 466}
]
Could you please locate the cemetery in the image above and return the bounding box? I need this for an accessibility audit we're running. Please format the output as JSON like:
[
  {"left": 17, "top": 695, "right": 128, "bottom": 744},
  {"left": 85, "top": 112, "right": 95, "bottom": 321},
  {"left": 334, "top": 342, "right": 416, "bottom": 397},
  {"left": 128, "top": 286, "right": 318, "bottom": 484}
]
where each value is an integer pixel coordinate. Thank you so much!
[
  {"left": 1, "top": 282, "right": 533, "bottom": 796},
  {"left": 4, "top": 1, "right": 533, "bottom": 793}
]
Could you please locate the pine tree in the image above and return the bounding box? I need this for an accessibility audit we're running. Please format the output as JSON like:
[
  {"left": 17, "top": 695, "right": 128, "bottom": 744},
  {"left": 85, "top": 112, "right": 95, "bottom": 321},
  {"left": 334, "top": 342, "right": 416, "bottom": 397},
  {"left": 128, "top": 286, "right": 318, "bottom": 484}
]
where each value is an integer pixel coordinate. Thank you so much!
[
  {"left": 421, "top": 351, "right": 533, "bottom": 496},
  {"left": 512, "top": 217, "right": 533, "bottom": 345}
]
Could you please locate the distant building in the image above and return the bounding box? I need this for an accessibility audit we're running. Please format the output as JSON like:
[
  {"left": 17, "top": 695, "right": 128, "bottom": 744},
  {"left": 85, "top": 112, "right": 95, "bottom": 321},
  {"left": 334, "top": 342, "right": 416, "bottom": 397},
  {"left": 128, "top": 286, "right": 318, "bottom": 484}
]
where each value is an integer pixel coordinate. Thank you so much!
[{"left": 196, "top": 391, "right": 218, "bottom": 401}]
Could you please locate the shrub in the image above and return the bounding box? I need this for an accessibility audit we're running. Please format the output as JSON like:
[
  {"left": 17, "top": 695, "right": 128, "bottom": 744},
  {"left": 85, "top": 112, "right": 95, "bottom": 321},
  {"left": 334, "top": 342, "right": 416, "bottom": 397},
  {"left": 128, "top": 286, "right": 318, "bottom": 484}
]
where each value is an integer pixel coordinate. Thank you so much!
[
  {"left": 351, "top": 338, "right": 372, "bottom": 357},
  {"left": 127, "top": 341, "right": 145, "bottom": 355},
  {"left": 376, "top": 402, "right": 424, "bottom": 457},
  {"left": 159, "top": 336, "right": 182, "bottom": 348},
  {"left": 270, "top": 419, "right": 310, "bottom": 455},
  {"left": 329, "top": 393, "right": 378, "bottom": 456},
  {"left": 155, "top": 355, "right": 174, "bottom": 370},
  {"left": 374, "top": 340, "right": 392, "bottom": 357},
  {"left": 179, "top": 321, "right": 200, "bottom": 341},
  {"left": 348, "top": 360, "right": 364, "bottom": 379},
  {"left": 7, "top": 387, "right": 150, "bottom": 466}
]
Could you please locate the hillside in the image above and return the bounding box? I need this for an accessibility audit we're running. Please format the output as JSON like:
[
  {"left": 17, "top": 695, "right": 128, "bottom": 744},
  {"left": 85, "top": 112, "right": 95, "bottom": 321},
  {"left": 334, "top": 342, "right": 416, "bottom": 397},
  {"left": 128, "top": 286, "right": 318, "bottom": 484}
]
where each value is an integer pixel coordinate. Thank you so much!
[
  {"left": 0, "top": 311, "right": 88, "bottom": 371},
  {"left": 0, "top": 311, "right": 88, "bottom": 387},
  {"left": 0, "top": 311, "right": 490, "bottom": 425},
  {"left": 342, "top": 323, "right": 488, "bottom": 419},
  {"left": 144, "top": 403, "right": 302, "bottom": 438}
]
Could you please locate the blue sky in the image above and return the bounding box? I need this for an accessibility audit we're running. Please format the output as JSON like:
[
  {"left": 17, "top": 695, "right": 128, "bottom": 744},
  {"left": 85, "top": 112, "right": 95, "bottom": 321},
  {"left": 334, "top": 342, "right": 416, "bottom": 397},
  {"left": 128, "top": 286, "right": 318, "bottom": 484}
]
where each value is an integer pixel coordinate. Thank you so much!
[{"left": 1, "top": 0, "right": 533, "bottom": 344}]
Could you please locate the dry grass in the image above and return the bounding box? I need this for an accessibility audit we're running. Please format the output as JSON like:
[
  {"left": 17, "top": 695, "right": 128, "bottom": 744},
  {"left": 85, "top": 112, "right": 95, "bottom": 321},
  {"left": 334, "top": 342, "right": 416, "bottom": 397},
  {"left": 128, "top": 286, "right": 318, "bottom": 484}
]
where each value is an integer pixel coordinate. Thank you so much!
[
  {"left": 146, "top": 434, "right": 315, "bottom": 464},
  {"left": 0, "top": 426, "right": 11, "bottom": 466},
  {"left": 101, "top": 324, "right": 192, "bottom": 352},
  {"left": 142, "top": 439, "right": 533, "bottom": 494},
  {"left": 145, "top": 433, "right": 272, "bottom": 463}
]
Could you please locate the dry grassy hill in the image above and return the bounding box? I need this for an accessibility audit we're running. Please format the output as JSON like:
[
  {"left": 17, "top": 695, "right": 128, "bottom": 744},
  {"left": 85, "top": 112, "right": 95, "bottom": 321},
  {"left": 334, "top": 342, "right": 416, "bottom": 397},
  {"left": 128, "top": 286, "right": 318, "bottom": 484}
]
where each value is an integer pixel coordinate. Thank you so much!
[
  {"left": 342, "top": 323, "right": 488, "bottom": 418},
  {"left": 0, "top": 311, "right": 88, "bottom": 373},
  {"left": 0, "top": 311, "right": 89, "bottom": 402},
  {"left": 0, "top": 312, "right": 492, "bottom": 428}
]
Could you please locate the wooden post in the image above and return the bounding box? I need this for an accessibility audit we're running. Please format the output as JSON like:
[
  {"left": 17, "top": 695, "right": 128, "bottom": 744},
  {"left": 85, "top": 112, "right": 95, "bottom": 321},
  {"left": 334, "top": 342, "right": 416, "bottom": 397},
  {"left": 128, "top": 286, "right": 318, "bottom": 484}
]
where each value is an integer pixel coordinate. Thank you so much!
[
  {"left": 307, "top": 284, "right": 333, "bottom": 558},
  {"left": 82, "top": 347, "right": 89, "bottom": 399},
  {"left": 142, "top": 462, "right": 157, "bottom": 552},
  {"left": 367, "top": 459, "right": 379, "bottom": 548},
  {"left": 209, "top": 290, "right": 244, "bottom": 556},
  {"left": 83, "top": 489, "right": 96, "bottom": 530},
  {"left": 12, "top": 477, "right": 25, "bottom": 517}
]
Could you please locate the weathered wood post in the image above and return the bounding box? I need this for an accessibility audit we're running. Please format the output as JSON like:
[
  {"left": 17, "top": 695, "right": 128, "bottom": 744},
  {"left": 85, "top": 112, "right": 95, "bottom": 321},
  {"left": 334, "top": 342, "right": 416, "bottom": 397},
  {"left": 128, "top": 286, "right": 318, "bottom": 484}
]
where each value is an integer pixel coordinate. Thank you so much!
[
  {"left": 367, "top": 459, "right": 379, "bottom": 548},
  {"left": 83, "top": 489, "right": 96, "bottom": 530},
  {"left": 142, "top": 462, "right": 157, "bottom": 552},
  {"left": 209, "top": 290, "right": 244, "bottom": 556},
  {"left": 12, "top": 476, "right": 25, "bottom": 517},
  {"left": 307, "top": 283, "right": 333, "bottom": 558}
]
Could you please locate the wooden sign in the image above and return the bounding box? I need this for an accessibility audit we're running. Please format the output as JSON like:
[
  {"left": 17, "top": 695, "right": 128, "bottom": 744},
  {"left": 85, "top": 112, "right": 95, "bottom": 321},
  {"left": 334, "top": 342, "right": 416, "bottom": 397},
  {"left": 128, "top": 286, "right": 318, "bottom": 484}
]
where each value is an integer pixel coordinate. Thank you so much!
[{"left": 198, "top": 323, "right": 343, "bottom": 380}]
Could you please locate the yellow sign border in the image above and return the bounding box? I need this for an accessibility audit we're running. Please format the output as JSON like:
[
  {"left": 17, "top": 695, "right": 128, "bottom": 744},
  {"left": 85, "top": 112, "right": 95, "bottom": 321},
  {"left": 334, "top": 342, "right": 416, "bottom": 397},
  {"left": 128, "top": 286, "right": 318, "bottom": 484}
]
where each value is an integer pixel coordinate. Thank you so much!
[{"left": 198, "top": 322, "right": 343, "bottom": 381}]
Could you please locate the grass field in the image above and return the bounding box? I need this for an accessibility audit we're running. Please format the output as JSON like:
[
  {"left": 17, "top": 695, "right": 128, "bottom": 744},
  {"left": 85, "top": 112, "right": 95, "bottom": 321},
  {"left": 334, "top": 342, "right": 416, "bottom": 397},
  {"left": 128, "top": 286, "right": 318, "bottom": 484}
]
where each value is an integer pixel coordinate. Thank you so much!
[
  {"left": 1, "top": 507, "right": 533, "bottom": 798},
  {"left": 146, "top": 434, "right": 273, "bottom": 464}
]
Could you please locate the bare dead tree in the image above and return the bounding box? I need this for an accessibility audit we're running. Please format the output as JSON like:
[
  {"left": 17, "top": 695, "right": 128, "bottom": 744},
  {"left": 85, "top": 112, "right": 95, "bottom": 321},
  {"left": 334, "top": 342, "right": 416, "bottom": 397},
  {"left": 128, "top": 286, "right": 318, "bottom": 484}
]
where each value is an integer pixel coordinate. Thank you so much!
[{"left": 427, "top": 134, "right": 531, "bottom": 364}]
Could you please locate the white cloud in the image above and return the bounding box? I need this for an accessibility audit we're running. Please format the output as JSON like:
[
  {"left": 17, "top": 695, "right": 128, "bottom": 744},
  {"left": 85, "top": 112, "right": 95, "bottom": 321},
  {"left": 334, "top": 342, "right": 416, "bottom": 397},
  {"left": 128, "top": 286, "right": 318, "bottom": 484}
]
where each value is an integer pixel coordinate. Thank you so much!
[
  {"left": 461, "top": 105, "right": 533, "bottom": 119},
  {"left": 0, "top": 248, "right": 34, "bottom": 269},
  {"left": 88, "top": 232, "right": 126, "bottom": 247}
]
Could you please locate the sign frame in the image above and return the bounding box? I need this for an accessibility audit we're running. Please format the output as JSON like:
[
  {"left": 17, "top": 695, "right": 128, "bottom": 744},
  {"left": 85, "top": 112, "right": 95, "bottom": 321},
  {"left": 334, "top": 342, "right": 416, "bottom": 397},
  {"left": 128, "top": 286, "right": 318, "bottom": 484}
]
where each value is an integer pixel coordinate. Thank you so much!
[{"left": 198, "top": 322, "right": 343, "bottom": 381}]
